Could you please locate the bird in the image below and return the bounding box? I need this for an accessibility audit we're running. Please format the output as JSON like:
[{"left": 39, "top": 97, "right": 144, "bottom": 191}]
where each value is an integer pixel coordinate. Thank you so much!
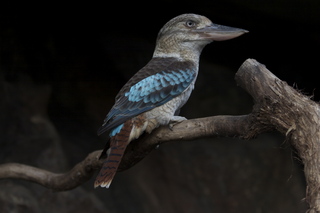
[{"left": 95, "top": 13, "right": 248, "bottom": 188}]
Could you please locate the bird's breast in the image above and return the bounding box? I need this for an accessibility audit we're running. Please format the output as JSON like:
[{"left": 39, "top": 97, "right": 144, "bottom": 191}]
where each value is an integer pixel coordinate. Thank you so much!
[{"left": 145, "top": 82, "right": 195, "bottom": 127}]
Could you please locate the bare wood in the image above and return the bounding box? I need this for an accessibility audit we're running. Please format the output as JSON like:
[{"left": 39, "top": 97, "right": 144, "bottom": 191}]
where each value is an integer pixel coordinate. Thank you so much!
[
  {"left": 118, "top": 115, "right": 258, "bottom": 171},
  {"left": 236, "top": 59, "right": 320, "bottom": 213},
  {"left": 1, "top": 59, "right": 319, "bottom": 212},
  {"left": 0, "top": 151, "right": 103, "bottom": 191},
  {"left": 0, "top": 115, "right": 257, "bottom": 190},
  {"left": 237, "top": 59, "right": 320, "bottom": 213}
]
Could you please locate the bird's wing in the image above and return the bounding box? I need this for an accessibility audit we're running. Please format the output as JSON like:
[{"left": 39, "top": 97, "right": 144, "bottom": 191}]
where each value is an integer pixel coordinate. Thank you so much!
[{"left": 97, "top": 57, "right": 197, "bottom": 135}]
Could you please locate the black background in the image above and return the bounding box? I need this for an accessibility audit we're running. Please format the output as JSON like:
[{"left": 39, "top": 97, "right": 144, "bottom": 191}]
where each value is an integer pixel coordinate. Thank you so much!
[{"left": 0, "top": 1, "right": 319, "bottom": 212}]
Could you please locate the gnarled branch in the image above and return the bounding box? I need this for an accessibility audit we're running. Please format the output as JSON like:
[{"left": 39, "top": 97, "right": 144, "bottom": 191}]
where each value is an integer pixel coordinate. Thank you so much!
[
  {"left": 1, "top": 59, "right": 320, "bottom": 212},
  {"left": 0, "top": 151, "right": 102, "bottom": 191}
]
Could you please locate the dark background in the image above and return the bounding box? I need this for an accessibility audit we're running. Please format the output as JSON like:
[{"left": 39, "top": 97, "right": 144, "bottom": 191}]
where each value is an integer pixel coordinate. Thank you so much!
[{"left": 1, "top": 1, "right": 319, "bottom": 212}]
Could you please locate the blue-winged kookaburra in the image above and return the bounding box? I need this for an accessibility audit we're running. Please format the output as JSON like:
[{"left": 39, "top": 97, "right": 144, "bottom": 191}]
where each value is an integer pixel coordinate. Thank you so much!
[{"left": 95, "top": 13, "right": 248, "bottom": 188}]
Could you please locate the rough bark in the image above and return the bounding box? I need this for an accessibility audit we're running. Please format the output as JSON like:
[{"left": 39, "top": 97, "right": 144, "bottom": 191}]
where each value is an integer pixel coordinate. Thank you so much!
[
  {"left": 236, "top": 59, "right": 320, "bottom": 213},
  {"left": 1, "top": 59, "right": 319, "bottom": 212},
  {"left": 0, "top": 151, "right": 102, "bottom": 191}
]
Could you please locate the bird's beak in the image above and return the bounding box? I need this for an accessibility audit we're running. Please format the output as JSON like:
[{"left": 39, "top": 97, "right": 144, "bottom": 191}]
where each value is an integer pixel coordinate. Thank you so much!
[{"left": 197, "top": 24, "right": 248, "bottom": 41}]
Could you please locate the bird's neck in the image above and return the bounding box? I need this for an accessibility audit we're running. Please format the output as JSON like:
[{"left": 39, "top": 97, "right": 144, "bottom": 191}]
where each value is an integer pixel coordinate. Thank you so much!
[
  {"left": 153, "top": 49, "right": 200, "bottom": 64},
  {"left": 153, "top": 43, "right": 203, "bottom": 64}
]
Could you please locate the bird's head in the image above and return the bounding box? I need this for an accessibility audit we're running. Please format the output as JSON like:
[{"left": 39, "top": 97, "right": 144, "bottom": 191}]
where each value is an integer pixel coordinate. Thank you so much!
[{"left": 153, "top": 14, "right": 248, "bottom": 61}]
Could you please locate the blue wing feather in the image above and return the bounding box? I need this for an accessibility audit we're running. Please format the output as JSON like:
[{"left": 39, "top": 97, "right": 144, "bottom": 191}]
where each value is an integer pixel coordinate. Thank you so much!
[{"left": 98, "top": 57, "right": 197, "bottom": 135}]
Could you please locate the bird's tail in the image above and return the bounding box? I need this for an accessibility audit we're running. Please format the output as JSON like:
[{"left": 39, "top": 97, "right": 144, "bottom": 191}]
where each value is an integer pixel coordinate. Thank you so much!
[{"left": 94, "top": 120, "right": 133, "bottom": 188}]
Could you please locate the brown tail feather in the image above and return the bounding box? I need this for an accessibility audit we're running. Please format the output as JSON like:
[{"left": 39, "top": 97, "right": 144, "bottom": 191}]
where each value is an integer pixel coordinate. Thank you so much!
[{"left": 94, "top": 120, "right": 133, "bottom": 188}]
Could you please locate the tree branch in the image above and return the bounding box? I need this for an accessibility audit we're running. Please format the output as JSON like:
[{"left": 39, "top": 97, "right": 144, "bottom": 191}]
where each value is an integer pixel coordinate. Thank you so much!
[
  {"left": 1, "top": 59, "right": 320, "bottom": 212},
  {"left": 0, "top": 115, "right": 259, "bottom": 190},
  {"left": 118, "top": 114, "right": 261, "bottom": 171},
  {"left": 0, "top": 151, "right": 103, "bottom": 191}
]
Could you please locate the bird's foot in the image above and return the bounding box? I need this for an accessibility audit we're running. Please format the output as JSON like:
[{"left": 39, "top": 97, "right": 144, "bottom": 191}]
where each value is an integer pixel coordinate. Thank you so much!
[{"left": 168, "top": 116, "right": 187, "bottom": 130}]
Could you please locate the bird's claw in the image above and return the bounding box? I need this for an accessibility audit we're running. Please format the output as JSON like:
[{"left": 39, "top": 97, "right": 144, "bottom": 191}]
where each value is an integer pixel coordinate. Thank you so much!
[{"left": 168, "top": 116, "right": 187, "bottom": 131}]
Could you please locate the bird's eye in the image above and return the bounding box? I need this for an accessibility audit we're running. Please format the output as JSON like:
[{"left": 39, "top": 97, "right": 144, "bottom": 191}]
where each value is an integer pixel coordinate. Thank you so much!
[{"left": 185, "top": 20, "right": 196, "bottom": 28}]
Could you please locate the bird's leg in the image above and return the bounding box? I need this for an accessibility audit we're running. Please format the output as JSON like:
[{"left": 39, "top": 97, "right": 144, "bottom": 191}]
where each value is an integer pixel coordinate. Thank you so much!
[{"left": 168, "top": 116, "right": 187, "bottom": 130}]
